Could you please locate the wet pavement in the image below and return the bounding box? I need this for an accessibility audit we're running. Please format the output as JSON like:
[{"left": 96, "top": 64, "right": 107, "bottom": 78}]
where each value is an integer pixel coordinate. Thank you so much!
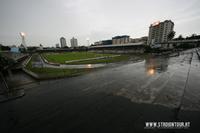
[
  {"left": 0, "top": 70, "right": 36, "bottom": 102},
  {"left": 0, "top": 49, "right": 200, "bottom": 133},
  {"left": 6, "top": 70, "right": 37, "bottom": 89}
]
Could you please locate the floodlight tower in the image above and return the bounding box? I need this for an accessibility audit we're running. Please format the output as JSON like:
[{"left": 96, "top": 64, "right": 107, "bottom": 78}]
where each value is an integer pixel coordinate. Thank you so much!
[{"left": 20, "top": 32, "right": 27, "bottom": 50}]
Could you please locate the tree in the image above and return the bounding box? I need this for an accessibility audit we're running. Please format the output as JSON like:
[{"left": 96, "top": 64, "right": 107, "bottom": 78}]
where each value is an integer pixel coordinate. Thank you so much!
[
  {"left": 167, "top": 31, "right": 176, "bottom": 40},
  {"left": 0, "top": 54, "right": 15, "bottom": 71},
  {"left": 185, "top": 34, "right": 200, "bottom": 40},
  {"left": 177, "top": 34, "right": 184, "bottom": 40},
  {"left": 190, "top": 34, "right": 197, "bottom": 39},
  {"left": 0, "top": 44, "right": 10, "bottom": 51}
]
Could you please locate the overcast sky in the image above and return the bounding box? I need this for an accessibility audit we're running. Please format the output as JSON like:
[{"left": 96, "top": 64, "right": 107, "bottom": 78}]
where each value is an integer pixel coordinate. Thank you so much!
[{"left": 0, "top": 0, "right": 200, "bottom": 47}]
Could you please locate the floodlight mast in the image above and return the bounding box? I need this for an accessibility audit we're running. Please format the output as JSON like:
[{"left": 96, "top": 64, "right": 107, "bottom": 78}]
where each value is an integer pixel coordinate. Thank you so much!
[{"left": 20, "top": 32, "right": 27, "bottom": 50}]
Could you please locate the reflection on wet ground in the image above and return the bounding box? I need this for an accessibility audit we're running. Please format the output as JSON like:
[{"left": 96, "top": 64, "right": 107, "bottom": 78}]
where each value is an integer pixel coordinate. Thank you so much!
[
  {"left": 104, "top": 49, "right": 200, "bottom": 111},
  {"left": 145, "top": 56, "right": 169, "bottom": 76}
]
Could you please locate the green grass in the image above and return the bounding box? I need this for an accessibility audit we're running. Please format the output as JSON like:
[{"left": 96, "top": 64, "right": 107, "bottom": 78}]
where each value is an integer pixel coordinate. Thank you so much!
[
  {"left": 25, "top": 55, "right": 92, "bottom": 79},
  {"left": 66, "top": 55, "right": 130, "bottom": 64},
  {"left": 42, "top": 52, "right": 113, "bottom": 64},
  {"left": 25, "top": 53, "right": 143, "bottom": 79},
  {"left": 42, "top": 52, "right": 131, "bottom": 64}
]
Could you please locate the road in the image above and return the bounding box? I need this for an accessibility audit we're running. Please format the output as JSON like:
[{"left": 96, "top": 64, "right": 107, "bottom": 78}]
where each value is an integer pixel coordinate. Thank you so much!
[{"left": 0, "top": 49, "right": 200, "bottom": 133}]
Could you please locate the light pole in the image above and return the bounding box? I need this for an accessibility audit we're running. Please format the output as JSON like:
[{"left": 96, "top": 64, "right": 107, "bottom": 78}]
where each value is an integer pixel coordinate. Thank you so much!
[{"left": 20, "top": 32, "right": 27, "bottom": 50}]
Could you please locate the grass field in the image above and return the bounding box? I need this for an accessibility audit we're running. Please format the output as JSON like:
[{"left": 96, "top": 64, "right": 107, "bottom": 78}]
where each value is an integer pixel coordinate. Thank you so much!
[
  {"left": 67, "top": 55, "right": 130, "bottom": 64},
  {"left": 42, "top": 52, "right": 130, "bottom": 64},
  {"left": 25, "top": 54, "right": 92, "bottom": 79},
  {"left": 42, "top": 52, "right": 112, "bottom": 64}
]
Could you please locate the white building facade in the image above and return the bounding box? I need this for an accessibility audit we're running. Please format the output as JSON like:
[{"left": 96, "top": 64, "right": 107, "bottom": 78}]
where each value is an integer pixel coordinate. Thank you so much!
[
  {"left": 147, "top": 20, "right": 174, "bottom": 46},
  {"left": 70, "top": 37, "right": 78, "bottom": 48},
  {"left": 60, "top": 37, "right": 67, "bottom": 48}
]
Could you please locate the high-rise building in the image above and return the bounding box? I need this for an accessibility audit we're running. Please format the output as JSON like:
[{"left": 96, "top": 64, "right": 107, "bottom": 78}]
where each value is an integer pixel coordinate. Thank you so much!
[
  {"left": 147, "top": 20, "right": 174, "bottom": 46},
  {"left": 70, "top": 37, "right": 78, "bottom": 48},
  {"left": 60, "top": 37, "right": 67, "bottom": 48}
]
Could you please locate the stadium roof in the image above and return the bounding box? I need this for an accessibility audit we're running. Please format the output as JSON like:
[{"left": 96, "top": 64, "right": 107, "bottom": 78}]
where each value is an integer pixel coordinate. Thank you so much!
[{"left": 90, "top": 42, "right": 145, "bottom": 48}]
